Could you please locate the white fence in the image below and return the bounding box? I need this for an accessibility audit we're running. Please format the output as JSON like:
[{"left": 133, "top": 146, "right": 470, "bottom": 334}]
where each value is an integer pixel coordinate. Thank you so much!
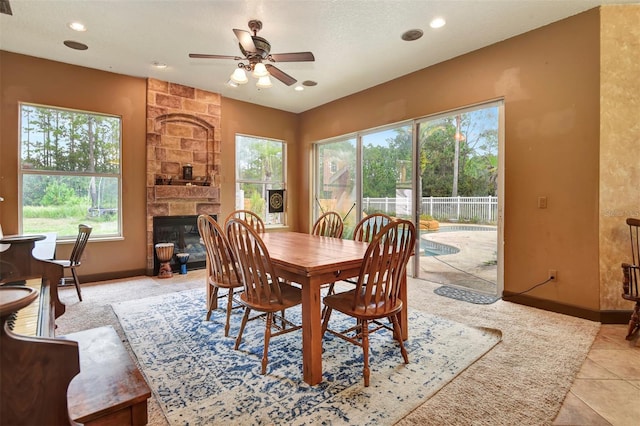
[{"left": 362, "top": 196, "right": 498, "bottom": 224}]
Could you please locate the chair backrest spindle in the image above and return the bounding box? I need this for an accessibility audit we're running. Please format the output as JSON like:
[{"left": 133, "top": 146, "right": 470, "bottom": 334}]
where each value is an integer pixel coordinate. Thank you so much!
[
  {"left": 352, "top": 213, "right": 393, "bottom": 242},
  {"left": 226, "top": 218, "right": 283, "bottom": 306},
  {"left": 225, "top": 210, "right": 265, "bottom": 233},
  {"left": 353, "top": 219, "right": 415, "bottom": 314},
  {"left": 621, "top": 217, "right": 640, "bottom": 339},
  {"left": 625, "top": 218, "right": 640, "bottom": 296},
  {"left": 197, "top": 215, "right": 240, "bottom": 286},
  {"left": 69, "top": 224, "right": 92, "bottom": 266},
  {"left": 312, "top": 211, "right": 344, "bottom": 238}
]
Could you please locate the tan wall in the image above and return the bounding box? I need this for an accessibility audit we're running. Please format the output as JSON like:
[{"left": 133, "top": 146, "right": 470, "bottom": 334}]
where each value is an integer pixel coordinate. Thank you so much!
[
  {"left": 599, "top": 5, "right": 640, "bottom": 310},
  {"left": 1, "top": 51, "right": 148, "bottom": 278},
  {"left": 220, "top": 98, "right": 300, "bottom": 230},
  {"left": 298, "top": 10, "right": 602, "bottom": 310}
]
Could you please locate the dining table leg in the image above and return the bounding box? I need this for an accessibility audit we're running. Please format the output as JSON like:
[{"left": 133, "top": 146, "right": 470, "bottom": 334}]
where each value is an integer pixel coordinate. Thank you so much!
[
  {"left": 300, "top": 277, "right": 323, "bottom": 385},
  {"left": 399, "top": 274, "right": 408, "bottom": 340}
]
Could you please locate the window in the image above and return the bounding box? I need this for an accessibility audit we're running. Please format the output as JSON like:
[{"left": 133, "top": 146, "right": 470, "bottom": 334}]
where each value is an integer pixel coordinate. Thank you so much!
[
  {"left": 235, "top": 135, "right": 286, "bottom": 226},
  {"left": 19, "top": 103, "right": 122, "bottom": 239}
]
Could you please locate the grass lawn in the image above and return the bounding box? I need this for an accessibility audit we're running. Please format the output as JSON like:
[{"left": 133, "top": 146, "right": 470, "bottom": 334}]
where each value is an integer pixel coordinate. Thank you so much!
[{"left": 22, "top": 218, "right": 118, "bottom": 238}]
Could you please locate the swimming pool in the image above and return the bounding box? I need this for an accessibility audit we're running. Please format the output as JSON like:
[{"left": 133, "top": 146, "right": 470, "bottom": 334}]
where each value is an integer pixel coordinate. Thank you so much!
[
  {"left": 421, "top": 239, "right": 460, "bottom": 256},
  {"left": 420, "top": 225, "right": 495, "bottom": 256},
  {"left": 428, "top": 225, "right": 495, "bottom": 232}
]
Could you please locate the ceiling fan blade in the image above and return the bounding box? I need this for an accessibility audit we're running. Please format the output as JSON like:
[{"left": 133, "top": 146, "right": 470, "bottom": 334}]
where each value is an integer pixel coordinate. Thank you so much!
[
  {"left": 270, "top": 52, "right": 315, "bottom": 62},
  {"left": 0, "top": 0, "right": 12, "bottom": 15},
  {"left": 265, "top": 64, "right": 297, "bottom": 86},
  {"left": 189, "top": 53, "right": 242, "bottom": 60},
  {"left": 233, "top": 28, "right": 257, "bottom": 52}
]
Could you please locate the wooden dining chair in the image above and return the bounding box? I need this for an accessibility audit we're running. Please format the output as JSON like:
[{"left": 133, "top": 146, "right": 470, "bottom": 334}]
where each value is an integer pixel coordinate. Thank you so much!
[
  {"left": 52, "top": 224, "right": 92, "bottom": 301},
  {"left": 312, "top": 211, "right": 344, "bottom": 238},
  {"left": 341, "top": 212, "right": 394, "bottom": 286},
  {"left": 197, "top": 215, "right": 244, "bottom": 337},
  {"left": 321, "top": 219, "right": 416, "bottom": 387},
  {"left": 224, "top": 209, "right": 265, "bottom": 233},
  {"left": 622, "top": 217, "right": 640, "bottom": 340},
  {"left": 225, "top": 218, "right": 302, "bottom": 375},
  {"left": 312, "top": 211, "right": 345, "bottom": 316},
  {"left": 352, "top": 213, "right": 393, "bottom": 243}
]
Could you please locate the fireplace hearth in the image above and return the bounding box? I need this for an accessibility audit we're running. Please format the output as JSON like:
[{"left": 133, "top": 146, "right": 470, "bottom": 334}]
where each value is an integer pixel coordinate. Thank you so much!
[{"left": 152, "top": 215, "right": 216, "bottom": 275}]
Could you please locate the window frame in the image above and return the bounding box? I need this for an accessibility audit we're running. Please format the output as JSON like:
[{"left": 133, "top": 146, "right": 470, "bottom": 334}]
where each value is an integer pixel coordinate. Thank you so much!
[
  {"left": 18, "top": 102, "right": 123, "bottom": 241},
  {"left": 235, "top": 134, "right": 287, "bottom": 227}
]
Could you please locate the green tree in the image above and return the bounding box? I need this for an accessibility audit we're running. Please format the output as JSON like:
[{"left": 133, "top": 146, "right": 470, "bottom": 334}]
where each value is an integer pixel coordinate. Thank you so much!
[
  {"left": 419, "top": 107, "right": 498, "bottom": 197},
  {"left": 362, "top": 126, "right": 412, "bottom": 198},
  {"left": 236, "top": 136, "right": 284, "bottom": 216},
  {"left": 21, "top": 105, "right": 121, "bottom": 209},
  {"left": 41, "top": 181, "right": 76, "bottom": 205}
]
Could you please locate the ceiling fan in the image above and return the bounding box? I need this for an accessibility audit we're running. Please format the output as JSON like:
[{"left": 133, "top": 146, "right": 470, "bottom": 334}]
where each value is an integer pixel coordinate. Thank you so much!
[{"left": 189, "top": 20, "right": 315, "bottom": 87}]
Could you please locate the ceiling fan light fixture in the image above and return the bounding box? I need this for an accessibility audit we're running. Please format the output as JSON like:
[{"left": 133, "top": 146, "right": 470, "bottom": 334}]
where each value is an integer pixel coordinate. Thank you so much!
[
  {"left": 230, "top": 67, "right": 248, "bottom": 84},
  {"left": 256, "top": 75, "right": 272, "bottom": 88},
  {"left": 190, "top": 20, "right": 315, "bottom": 88},
  {"left": 252, "top": 62, "right": 269, "bottom": 78}
]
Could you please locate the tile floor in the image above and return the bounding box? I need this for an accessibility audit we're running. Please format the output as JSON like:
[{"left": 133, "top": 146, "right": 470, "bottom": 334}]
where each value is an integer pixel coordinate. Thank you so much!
[{"left": 553, "top": 324, "right": 639, "bottom": 426}]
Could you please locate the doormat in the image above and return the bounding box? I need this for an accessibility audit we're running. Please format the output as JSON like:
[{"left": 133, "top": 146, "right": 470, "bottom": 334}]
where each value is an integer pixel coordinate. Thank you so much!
[{"left": 434, "top": 286, "right": 500, "bottom": 305}]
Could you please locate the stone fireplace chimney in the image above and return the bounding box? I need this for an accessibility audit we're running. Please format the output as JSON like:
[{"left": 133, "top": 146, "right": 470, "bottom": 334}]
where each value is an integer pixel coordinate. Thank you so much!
[{"left": 146, "top": 78, "right": 221, "bottom": 275}]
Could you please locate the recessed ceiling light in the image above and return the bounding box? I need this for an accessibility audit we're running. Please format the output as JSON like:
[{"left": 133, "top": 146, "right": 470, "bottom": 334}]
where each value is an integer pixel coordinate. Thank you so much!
[
  {"left": 68, "top": 22, "right": 86, "bottom": 32},
  {"left": 226, "top": 79, "right": 239, "bottom": 88},
  {"left": 152, "top": 61, "right": 167, "bottom": 69},
  {"left": 294, "top": 85, "right": 304, "bottom": 92},
  {"left": 63, "top": 40, "right": 88, "bottom": 50},
  {"left": 430, "top": 17, "right": 446, "bottom": 29},
  {"left": 401, "top": 29, "right": 423, "bottom": 41}
]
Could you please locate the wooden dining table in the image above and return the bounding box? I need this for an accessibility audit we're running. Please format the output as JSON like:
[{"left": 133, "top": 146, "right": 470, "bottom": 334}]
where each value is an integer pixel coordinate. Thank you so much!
[{"left": 260, "top": 231, "right": 409, "bottom": 385}]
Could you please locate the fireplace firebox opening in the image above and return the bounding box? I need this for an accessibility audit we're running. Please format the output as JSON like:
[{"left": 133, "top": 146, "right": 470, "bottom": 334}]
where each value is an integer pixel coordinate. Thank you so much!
[{"left": 152, "top": 215, "right": 216, "bottom": 275}]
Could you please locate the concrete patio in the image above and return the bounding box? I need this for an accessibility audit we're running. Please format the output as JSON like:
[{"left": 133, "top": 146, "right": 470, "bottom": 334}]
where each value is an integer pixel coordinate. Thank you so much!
[{"left": 416, "top": 224, "right": 498, "bottom": 295}]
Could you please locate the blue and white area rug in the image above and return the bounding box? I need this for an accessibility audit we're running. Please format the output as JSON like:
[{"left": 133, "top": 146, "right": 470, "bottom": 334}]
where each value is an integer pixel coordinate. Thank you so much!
[{"left": 113, "top": 288, "right": 501, "bottom": 425}]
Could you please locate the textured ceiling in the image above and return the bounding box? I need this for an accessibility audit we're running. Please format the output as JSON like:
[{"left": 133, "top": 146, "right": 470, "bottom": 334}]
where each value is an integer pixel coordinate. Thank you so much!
[{"left": 0, "top": 0, "right": 633, "bottom": 113}]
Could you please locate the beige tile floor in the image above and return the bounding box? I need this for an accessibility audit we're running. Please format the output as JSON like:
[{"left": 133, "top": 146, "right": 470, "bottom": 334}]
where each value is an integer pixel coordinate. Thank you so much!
[{"left": 553, "top": 324, "right": 640, "bottom": 426}]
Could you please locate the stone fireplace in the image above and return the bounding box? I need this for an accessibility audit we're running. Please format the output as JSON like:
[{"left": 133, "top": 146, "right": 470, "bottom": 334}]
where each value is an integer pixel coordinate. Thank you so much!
[{"left": 146, "top": 78, "right": 221, "bottom": 275}]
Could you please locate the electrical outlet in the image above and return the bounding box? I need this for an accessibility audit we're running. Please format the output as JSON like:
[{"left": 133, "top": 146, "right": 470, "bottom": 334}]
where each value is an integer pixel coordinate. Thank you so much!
[
  {"left": 538, "top": 196, "right": 548, "bottom": 209},
  {"left": 548, "top": 269, "right": 557, "bottom": 281}
]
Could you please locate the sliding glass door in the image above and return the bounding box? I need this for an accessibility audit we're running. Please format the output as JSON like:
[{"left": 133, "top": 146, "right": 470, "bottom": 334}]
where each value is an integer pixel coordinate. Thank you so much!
[
  {"left": 313, "top": 101, "right": 503, "bottom": 296},
  {"left": 416, "top": 103, "right": 502, "bottom": 295}
]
